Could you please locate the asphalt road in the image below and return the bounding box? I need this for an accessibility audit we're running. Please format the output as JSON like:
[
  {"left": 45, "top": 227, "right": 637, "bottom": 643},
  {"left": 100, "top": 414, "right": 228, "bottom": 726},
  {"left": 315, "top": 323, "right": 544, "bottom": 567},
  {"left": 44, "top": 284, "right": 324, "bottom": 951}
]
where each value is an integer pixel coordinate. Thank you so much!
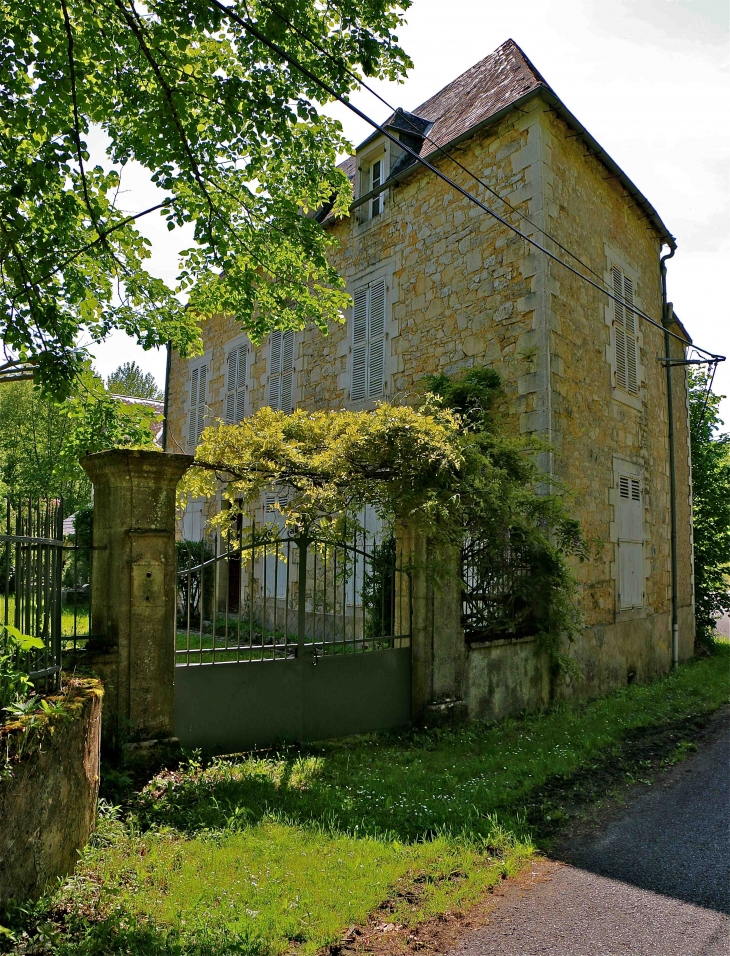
[{"left": 451, "top": 718, "right": 730, "bottom": 956}]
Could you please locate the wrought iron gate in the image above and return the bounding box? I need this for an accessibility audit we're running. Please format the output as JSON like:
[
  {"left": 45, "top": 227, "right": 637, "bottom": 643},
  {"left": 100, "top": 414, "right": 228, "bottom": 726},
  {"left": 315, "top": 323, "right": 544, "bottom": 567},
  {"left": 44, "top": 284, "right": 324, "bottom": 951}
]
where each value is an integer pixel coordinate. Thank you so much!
[{"left": 174, "top": 527, "right": 412, "bottom": 752}]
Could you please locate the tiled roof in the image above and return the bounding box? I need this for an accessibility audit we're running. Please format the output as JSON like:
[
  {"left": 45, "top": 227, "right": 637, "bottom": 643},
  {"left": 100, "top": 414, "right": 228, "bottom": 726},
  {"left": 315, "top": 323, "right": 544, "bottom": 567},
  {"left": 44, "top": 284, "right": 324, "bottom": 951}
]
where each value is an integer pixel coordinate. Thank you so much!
[
  {"left": 410, "top": 39, "right": 550, "bottom": 158},
  {"left": 339, "top": 39, "right": 547, "bottom": 186}
]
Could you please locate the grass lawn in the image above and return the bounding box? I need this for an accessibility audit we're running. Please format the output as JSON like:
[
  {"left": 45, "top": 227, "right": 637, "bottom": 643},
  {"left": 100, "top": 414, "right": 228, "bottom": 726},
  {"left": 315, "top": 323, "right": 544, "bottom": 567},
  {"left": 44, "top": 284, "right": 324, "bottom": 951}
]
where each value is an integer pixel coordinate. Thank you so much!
[{"left": 5, "top": 642, "right": 729, "bottom": 956}]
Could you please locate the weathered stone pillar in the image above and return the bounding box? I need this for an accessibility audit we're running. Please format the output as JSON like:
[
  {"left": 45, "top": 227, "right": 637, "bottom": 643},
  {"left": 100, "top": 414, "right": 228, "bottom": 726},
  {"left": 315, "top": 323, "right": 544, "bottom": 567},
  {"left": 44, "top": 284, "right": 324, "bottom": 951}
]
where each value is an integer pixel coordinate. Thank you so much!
[
  {"left": 81, "top": 450, "right": 193, "bottom": 746},
  {"left": 405, "top": 528, "right": 468, "bottom": 725}
]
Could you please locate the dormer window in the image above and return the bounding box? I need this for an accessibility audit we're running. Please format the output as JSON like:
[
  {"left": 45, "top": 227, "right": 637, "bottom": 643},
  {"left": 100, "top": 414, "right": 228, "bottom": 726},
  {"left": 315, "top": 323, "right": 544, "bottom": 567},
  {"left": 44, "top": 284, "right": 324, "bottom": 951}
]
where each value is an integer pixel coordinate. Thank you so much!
[{"left": 369, "top": 159, "right": 383, "bottom": 218}]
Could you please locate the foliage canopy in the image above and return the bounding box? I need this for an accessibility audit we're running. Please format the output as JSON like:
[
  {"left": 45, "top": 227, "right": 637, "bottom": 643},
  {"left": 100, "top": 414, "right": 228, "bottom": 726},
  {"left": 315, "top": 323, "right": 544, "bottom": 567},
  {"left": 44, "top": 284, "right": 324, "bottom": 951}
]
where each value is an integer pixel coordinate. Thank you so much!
[
  {"left": 0, "top": 373, "right": 160, "bottom": 512},
  {"left": 1, "top": 0, "right": 411, "bottom": 395},
  {"left": 182, "top": 368, "right": 587, "bottom": 662},
  {"left": 688, "top": 369, "right": 730, "bottom": 646}
]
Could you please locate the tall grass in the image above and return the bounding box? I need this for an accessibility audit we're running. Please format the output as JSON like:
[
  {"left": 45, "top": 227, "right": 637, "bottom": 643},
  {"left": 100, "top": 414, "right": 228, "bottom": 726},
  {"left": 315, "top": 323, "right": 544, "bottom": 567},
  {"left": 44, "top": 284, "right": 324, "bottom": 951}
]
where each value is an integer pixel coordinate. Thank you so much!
[{"left": 13, "top": 642, "right": 729, "bottom": 956}]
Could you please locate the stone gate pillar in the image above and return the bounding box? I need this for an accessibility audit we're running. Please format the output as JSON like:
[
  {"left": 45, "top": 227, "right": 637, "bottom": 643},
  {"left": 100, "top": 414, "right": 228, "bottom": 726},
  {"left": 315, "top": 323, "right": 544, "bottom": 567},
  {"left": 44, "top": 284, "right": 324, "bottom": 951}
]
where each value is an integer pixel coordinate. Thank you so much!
[
  {"left": 81, "top": 450, "right": 193, "bottom": 746},
  {"left": 405, "top": 529, "right": 468, "bottom": 725}
]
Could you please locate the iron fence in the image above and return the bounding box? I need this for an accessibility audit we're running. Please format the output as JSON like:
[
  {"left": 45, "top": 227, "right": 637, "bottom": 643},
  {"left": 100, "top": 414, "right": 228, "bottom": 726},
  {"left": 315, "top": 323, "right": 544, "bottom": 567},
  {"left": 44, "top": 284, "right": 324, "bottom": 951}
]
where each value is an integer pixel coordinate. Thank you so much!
[
  {"left": 461, "top": 536, "right": 534, "bottom": 642},
  {"left": 176, "top": 524, "right": 411, "bottom": 666},
  {"left": 0, "top": 498, "right": 93, "bottom": 692}
]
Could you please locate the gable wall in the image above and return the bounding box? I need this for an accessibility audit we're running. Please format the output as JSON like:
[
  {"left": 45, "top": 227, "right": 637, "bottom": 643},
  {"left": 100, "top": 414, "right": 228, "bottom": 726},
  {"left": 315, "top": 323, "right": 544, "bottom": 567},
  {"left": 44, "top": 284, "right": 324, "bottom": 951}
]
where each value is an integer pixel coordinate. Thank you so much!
[{"left": 533, "top": 101, "right": 694, "bottom": 693}]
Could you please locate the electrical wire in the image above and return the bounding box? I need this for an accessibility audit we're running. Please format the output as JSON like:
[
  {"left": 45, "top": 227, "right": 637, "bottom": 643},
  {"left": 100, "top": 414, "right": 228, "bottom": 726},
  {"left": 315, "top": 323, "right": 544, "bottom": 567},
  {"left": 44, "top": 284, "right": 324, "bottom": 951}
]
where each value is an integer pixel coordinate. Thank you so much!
[{"left": 207, "top": 0, "right": 725, "bottom": 362}]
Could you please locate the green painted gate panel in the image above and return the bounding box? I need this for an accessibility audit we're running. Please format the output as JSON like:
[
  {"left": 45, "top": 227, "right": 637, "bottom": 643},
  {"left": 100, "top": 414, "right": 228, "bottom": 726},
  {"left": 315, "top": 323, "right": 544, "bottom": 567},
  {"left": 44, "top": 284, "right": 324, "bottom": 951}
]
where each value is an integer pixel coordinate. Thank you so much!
[{"left": 174, "top": 648, "right": 411, "bottom": 754}]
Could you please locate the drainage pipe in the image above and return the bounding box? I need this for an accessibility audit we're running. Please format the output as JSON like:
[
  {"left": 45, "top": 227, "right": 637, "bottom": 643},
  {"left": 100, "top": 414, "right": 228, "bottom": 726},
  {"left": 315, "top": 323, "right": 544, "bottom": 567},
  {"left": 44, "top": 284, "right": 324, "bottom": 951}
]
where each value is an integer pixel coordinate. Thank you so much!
[{"left": 660, "top": 246, "right": 679, "bottom": 670}]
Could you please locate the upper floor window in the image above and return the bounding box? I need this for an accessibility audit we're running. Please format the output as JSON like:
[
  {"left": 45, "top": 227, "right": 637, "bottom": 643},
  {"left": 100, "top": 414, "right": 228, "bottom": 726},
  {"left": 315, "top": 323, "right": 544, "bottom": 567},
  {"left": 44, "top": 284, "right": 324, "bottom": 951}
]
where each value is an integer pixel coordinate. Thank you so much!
[
  {"left": 225, "top": 343, "right": 248, "bottom": 425},
  {"left": 612, "top": 266, "right": 639, "bottom": 397},
  {"left": 267, "top": 330, "right": 294, "bottom": 414},
  {"left": 187, "top": 360, "right": 208, "bottom": 451},
  {"left": 368, "top": 158, "right": 384, "bottom": 219},
  {"left": 351, "top": 277, "right": 386, "bottom": 402}
]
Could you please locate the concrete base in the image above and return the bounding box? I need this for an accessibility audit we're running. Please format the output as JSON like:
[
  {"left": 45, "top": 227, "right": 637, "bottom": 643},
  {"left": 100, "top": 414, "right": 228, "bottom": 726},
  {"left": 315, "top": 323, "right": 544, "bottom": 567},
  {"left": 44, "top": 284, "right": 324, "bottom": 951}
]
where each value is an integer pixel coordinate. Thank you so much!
[{"left": 465, "top": 606, "right": 694, "bottom": 724}]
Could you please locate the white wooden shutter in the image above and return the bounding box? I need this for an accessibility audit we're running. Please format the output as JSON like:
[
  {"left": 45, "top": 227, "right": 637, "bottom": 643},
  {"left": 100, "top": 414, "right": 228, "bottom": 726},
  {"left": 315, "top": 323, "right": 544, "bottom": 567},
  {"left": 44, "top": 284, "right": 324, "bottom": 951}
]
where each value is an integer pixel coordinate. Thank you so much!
[
  {"left": 613, "top": 267, "right": 639, "bottom": 397},
  {"left": 268, "top": 332, "right": 282, "bottom": 410},
  {"left": 623, "top": 276, "right": 639, "bottom": 395},
  {"left": 236, "top": 347, "right": 247, "bottom": 421},
  {"left": 613, "top": 266, "right": 628, "bottom": 392},
  {"left": 188, "top": 367, "right": 199, "bottom": 450},
  {"left": 351, "top": 285, "right": 368, "bottom": 402},
  {"left": 280, "top": 330, "right": 294, "bottom": 414},
  {"left": 187, "top": 364, "right": 208, "bottom": 450},
  {"left": 368, "top": 278, "right": 386, "bottom": 398},
  {"left": 618, "top": 473, "right": 644, "bottom": 608},
  {"left": 226, "top": 346, "right": 248, "bottom": 424},
  {"left": 196, "top": 365, "right": 207, "bottom": 442},
  {"left": 350, "top": 279, "right": 386, "bottom": 401}
]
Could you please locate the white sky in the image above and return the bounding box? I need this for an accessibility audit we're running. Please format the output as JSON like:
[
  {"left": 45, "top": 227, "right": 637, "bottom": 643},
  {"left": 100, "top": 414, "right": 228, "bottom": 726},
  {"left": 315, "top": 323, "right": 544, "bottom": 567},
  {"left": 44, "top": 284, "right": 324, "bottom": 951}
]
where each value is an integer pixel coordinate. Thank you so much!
[{"left": 90, "top": 0, "right": 730, "bottom": 424}]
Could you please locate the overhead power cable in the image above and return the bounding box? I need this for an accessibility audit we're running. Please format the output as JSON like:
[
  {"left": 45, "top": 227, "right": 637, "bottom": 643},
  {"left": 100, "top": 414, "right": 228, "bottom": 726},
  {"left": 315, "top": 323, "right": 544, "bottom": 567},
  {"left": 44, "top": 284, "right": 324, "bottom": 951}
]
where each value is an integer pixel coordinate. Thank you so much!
[
  {"left": 207, "top": 0, "right": 724, "bottom": 362},
  {"left": 258, "top": 0, "right": 605, "bottom": 285}
]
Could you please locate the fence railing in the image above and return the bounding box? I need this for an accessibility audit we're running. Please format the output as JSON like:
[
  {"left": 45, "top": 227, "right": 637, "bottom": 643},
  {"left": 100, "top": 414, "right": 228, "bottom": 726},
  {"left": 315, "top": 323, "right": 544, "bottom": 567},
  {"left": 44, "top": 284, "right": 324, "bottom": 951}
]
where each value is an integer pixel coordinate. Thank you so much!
[
  {"left": 461, "top": 536, "right": 534, "bottom": 642},
  {"left": 176, "top": 525, "right": 411, "bottom": 666},
  {"left": 0, "top": 499, "right": 93, "bottom": 692}
]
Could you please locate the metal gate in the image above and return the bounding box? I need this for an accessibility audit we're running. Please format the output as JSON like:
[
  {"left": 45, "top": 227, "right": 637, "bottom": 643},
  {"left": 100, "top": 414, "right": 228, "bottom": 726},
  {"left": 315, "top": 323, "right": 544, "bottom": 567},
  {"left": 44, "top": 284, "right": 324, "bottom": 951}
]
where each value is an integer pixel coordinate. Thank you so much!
[{"left": 174, "top": 527, "right": 412, "bottom": 752}]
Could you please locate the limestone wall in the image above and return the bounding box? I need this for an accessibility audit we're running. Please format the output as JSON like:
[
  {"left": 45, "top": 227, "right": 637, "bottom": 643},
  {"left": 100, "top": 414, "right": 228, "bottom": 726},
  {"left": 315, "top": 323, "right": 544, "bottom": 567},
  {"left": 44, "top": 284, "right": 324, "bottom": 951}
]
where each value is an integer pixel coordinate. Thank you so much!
[{"left": 0, "top": 679, "right": 102, "bottom": 904}]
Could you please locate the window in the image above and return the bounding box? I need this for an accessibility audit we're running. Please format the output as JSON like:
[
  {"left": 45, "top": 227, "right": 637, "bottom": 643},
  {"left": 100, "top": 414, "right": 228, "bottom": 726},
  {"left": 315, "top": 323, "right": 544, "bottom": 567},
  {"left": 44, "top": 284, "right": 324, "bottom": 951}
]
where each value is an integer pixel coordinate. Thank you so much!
[
  {"left": 187, "top": 362, "right": 208, "bottom": 450},
  {"left": 267, "top": 330, "right": 294, "bottom": 413},
  {"left": 225, "top": 344, "right": 248, "bottom": 424},
  {"left": 617, "top": 473, "right": 643, "bottom": 609},
  {"left": 369, "top": 158, "right": 384, "bottom": 219},
  {"left": 351, "top": 278, "right": 386, "bottom": 402},
  {"left": 613, "top": 266, "right": 639, "bottom": 396}
]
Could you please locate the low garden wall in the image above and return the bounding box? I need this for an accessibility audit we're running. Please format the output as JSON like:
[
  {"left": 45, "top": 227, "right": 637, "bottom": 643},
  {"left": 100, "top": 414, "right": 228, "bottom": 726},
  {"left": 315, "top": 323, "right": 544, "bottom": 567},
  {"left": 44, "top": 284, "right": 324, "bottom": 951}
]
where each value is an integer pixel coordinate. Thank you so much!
[{"left": 0, "top": 678, "right": 102, "bottom": 905}]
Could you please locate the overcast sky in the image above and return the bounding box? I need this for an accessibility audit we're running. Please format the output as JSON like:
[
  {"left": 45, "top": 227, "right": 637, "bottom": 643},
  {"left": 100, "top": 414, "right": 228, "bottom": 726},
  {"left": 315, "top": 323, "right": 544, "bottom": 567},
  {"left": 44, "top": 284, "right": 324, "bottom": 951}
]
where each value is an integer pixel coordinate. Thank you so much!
[{"left": 90, "top": 0, "right": 730, "bottom": 424}]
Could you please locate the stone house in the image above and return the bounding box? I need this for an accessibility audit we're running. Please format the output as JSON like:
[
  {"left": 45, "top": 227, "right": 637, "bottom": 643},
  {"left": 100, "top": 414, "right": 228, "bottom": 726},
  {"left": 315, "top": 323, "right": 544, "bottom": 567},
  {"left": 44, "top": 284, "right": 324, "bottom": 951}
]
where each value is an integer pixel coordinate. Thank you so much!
[{"left": 165, "top": 39, "right": 694, "bottom": 721}]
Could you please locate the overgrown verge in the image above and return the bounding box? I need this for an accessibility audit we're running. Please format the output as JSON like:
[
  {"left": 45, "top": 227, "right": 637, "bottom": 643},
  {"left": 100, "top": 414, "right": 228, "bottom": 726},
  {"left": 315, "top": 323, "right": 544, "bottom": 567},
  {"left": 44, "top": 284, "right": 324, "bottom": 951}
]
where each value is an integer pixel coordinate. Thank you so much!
[{"left": 2, "top": 644, "right": 727, "bottom": 955}]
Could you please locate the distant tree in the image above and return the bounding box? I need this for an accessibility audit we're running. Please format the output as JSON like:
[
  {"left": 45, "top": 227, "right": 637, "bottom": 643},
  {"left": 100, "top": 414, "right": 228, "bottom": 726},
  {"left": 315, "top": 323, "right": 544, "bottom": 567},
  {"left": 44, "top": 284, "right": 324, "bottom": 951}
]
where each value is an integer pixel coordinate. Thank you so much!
[
  {"left": 688, "top": 369, "right": 730, "bottom": 647},
  {"left": 0, "top": 369, "right": 161, "bottom": 513},
  {"left": 107, "top": 362, "right": 163, "bottom": 400}
]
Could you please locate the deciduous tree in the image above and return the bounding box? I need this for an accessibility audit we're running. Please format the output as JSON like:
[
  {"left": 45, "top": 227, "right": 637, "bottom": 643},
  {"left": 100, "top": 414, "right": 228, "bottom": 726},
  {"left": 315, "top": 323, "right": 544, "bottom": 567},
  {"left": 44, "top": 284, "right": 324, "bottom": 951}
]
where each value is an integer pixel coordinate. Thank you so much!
[
  {"left": 688, "top": 369, "right": 730, "bottom": 647},
  {"left": 1, "top": 0, "right": 411, "bottom": 395}
]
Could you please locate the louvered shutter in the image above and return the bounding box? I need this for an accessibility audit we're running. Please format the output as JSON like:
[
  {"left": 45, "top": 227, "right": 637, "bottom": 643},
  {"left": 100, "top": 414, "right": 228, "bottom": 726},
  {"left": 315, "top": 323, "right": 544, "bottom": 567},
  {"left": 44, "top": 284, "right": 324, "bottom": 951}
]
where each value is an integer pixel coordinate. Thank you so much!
[
  {"left": 351, "top": 285, "right": 368, "bottom": 401},
  {"left": 280, "top": 331, "right": 294, "bottom": 414},
  {"left": 368, "top": 278, "right": 386, "bottom": 398},
  {"left": 623, "top": 276, "right": 639, "bottom": 395},
  {"left": 236, "top": 347, "right": 247, "bottom": 421},
  {"left": 196, "top": 365, "right": 207, "bottom": 442},
  {"left": 225, "top": 352, "right": 237, "bottom": 424},
  {"left": 618, "top": 473, "right": 644, "bottom": 608},
  {"left": 268, "top": 332, "right": 282, "bottom": 410},
  {"left": 225, "top": 346, "right": 248, "bottom": 424},
  {"left": 613, "top": 266, "right": 628, "bottom": 392},
  {"left": 188, "top": 368, "right": 199, "bottom": 450}
]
